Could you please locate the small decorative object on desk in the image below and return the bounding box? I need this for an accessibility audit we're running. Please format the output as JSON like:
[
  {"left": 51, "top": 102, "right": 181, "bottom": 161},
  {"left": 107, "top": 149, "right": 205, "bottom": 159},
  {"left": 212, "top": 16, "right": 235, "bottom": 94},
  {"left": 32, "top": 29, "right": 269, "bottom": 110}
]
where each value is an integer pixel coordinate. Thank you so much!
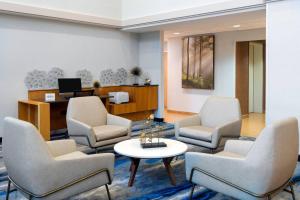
[
  {"left": 144, "top": 78, "right": 151, "bottom": 85},
  {"left": 93, "top": 81, "right": 100, "bottom": 88},
  {"left": 93, "top": 81, "right": 101, "bottom": 95},
  {"left": 139, "top": 114, "right": 167, "bottom": 148}
]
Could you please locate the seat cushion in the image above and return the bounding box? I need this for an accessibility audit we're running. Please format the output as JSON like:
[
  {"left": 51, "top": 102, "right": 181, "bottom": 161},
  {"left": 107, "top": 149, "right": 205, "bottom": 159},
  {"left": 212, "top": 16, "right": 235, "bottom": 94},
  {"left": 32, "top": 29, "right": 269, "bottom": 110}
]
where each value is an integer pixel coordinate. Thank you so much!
[
  {"left": 179, "top": 126, "right": 214, "bottom": 142},
  {"left": 93, "top": 125, "right": 128, "bottom": 141}
]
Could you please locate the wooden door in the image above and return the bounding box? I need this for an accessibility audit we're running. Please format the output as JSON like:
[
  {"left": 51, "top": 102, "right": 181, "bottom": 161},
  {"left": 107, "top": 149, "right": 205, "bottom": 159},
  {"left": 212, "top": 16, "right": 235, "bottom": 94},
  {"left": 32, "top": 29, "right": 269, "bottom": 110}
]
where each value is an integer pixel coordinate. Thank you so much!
[{"left": 236, "top": 42, "right": 249, "bottom": 115}]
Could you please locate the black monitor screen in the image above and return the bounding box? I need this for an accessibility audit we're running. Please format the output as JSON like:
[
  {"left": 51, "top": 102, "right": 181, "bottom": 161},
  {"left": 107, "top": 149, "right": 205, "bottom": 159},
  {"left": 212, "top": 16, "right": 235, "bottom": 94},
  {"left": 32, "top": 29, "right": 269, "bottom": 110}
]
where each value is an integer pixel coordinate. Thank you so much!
[{"left": 58, "top": 78, "right": 82, "bottom": 93}]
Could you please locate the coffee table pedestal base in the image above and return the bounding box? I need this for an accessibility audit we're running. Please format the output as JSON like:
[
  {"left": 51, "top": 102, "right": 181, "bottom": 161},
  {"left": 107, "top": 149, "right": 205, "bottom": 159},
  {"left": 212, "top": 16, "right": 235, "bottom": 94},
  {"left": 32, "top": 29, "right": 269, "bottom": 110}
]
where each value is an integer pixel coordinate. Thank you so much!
[{"left": 128, "top": 157, "right": 176, "bottom": 187}]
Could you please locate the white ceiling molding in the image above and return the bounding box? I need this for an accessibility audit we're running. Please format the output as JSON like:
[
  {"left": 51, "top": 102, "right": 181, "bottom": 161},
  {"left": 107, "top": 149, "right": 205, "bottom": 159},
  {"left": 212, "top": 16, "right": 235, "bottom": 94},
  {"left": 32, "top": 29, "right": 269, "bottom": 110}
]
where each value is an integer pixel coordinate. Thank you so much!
[
  {"left": 0, "top": 1, "right": 122, "bottom": 28},
  {"left": 122, "top": 1, "right": 266, "bottom": 31},
  {"left": 0, "top": 0, "right": 281, "bottom": 30},
  {"left": 265, "top": 0, "right": 286, "bottom": 3}
]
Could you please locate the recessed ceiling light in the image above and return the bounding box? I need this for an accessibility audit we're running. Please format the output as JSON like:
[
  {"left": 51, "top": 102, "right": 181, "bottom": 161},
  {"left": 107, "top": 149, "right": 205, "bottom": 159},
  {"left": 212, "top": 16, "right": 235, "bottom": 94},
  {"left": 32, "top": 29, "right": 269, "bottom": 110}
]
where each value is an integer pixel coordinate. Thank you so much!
[
  {"left": 173, "top": 32, "right": 181, "bottom": 35},
  {"left": 233, "top": 24, "right": 241, "bottom": 28}
]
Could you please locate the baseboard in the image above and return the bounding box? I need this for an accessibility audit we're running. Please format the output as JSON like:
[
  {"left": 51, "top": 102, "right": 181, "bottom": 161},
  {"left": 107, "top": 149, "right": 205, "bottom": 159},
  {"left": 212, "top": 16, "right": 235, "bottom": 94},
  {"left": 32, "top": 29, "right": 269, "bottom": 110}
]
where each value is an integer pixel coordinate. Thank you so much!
[{"left": 166, "top": 109, "right": 196, "bottom": 115}]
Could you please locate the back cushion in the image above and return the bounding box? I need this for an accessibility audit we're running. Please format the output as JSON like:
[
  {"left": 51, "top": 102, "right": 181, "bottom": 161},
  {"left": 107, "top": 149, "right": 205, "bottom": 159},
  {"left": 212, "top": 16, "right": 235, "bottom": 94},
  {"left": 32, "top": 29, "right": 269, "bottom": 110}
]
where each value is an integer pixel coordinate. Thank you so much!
[
  {"left": 200, "top": 97, "right": 241, "bottom": 128},
  {"left": 3, "top": 117, "right": 53, "bottom": 192},
  {"left": 67, "top": 96, "right": 107, "bottom": 126}
]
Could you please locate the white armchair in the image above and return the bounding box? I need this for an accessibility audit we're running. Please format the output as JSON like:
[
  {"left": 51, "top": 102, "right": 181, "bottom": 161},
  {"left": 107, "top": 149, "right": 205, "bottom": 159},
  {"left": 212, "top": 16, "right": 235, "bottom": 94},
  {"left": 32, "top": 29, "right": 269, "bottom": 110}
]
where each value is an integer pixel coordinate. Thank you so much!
[
  {"left": 185, "top": 117, "right": 299, "bottom": 200},
  {"left": 3, "top": 117, "right": 114, "bottom": 200},
  {"left": 66, "top": 96, "right": 132, "bottom": 152},
  {"left": 175, "top": 96, "right": 242, "bottom": 150}
]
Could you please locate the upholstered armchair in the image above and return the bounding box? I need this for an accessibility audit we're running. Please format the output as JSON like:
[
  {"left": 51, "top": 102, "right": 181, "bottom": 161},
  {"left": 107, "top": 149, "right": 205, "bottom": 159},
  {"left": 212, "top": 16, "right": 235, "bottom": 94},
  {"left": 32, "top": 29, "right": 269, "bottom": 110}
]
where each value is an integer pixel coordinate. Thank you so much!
[
  {"left": 3, "top": 117, "right": 114, "bottom": 200},
  {"left": 186, "top": 117, "right": 299, "bottom": 200},
  {"left": 67, "top": 96, "right": 132, "bottom": 152},
  {"left": 175, "top": 96, "right": 242, "bottom": 150}
]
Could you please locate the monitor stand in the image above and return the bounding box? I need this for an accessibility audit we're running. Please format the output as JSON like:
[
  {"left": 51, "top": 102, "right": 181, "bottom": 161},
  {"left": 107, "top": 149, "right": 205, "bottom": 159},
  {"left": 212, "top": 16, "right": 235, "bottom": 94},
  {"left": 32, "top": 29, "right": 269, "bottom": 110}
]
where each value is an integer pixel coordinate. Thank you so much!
[
  {"left": 59, "top": 92, "right": 75, "bottom": 100},
  {"left": 59, "top": 90, "right": 95, "bottom": 100},
  {"left": 63, "top": 96, "right": 73, "bottom": 100}
]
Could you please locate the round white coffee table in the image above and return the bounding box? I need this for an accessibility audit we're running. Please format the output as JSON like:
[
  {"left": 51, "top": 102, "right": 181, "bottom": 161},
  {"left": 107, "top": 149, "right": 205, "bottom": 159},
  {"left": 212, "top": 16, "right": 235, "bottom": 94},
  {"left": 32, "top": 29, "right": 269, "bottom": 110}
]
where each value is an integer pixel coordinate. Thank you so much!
[{"left": 114, "top": 138, "right": 188, "bottom": 187}]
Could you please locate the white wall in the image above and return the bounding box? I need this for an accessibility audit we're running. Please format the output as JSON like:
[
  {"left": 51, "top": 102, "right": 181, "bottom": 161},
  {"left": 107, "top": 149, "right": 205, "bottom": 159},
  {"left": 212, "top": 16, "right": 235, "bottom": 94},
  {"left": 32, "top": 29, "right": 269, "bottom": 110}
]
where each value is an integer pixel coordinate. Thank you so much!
[
  {"left": 266, "top": 0, "right": 300, "bottom": 145},
  {"left": 138, "top": 31, "right": 164, "bottom": 118},
  {"left": 167, "top": 28, "right": 265, "bottom": 113},
  {"left": 0, "top": 14, "right": 139, "bottom": 137},
  {"left": 1, "top": 0, "right": 122, "bottom": 19}
]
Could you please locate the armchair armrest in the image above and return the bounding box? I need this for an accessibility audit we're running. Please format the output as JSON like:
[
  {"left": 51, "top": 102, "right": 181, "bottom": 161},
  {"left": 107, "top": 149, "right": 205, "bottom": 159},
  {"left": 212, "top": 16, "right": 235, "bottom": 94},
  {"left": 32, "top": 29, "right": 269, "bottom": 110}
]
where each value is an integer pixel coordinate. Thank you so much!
[
  {"left": 211, "top": 119, "right": 242, "bottom": 147},
  {"left": 55, "top": 153, "right": 115, "bottom": 182},
  {"left": 175, "top": 115, "right": 201, "bottom": 138},
  {"left": 67, "top": 118, "right": 96, "bottom": 147},
  {"left": 185, "top": 152, "right": 246, "bottom": 180},
  {"left": 46, "top": 139, "right": 77, "bottom": 157},
  {"left": 31, "top": 153, "right": 115, "bottom": 196},
  {"left": 107, "top": 114, "right": 132, "bottom": 135},
  {"left": 224, "top": 140, "right": 254, "bottom": 157},
  {"left": 185, "top": 152, "right": 256, "bottom": 192},
  {"left": 185, "top": 151, "right": 274, "bottom": 197}
]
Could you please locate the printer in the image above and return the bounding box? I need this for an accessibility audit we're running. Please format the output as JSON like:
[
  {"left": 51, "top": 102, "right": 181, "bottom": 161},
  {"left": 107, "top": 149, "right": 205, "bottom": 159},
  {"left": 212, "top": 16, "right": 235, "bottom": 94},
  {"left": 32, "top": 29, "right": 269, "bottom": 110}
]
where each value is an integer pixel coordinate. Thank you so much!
[{"left": 108, "top": 92, "right": 129, "bottom": 104}]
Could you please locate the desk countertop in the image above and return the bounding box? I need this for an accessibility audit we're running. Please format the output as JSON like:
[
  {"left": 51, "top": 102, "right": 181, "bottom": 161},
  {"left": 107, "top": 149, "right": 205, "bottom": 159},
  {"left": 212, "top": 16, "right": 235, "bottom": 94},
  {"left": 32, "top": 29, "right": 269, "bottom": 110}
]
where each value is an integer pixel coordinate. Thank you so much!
[{"left": 44, "top": 95, "right": 111, "bottom": 103}]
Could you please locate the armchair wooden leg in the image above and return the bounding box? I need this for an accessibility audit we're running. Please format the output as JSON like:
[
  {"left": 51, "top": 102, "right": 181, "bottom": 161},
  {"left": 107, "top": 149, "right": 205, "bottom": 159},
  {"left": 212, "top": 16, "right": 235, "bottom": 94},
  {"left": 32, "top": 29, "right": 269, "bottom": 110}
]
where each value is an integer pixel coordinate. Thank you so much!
[
  {"left": 6, "top": 179, "right": 11, "bottom": 200},
  {"left": 189, "top": 184, "right": 196, "bottom": 200},
  {"left": 105, "top": 184, "right": 112, "bottom": 200}
]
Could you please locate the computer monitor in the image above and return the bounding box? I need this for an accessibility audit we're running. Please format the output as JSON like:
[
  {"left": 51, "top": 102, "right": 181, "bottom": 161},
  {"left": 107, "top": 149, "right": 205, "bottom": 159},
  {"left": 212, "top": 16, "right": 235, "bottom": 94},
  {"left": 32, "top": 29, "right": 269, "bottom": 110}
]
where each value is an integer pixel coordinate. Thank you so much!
[{"left": 58, "top": 78, "right": 82, "bottom": 94}]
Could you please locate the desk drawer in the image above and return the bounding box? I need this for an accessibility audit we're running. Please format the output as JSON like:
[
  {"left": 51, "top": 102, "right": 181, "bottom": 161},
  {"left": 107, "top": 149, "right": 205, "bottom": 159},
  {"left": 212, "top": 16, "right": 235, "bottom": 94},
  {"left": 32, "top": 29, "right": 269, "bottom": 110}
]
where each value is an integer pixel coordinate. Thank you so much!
[{"left": 109, "top": 103, "right": 136, "bottom": 115}]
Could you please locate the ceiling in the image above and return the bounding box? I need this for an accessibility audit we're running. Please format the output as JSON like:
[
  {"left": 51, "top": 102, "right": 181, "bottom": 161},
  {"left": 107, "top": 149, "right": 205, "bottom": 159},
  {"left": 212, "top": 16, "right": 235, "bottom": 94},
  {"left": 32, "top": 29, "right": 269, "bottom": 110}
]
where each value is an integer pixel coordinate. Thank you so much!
[{"left": 163, "top": 9, "right": 265, "bottom": 40}]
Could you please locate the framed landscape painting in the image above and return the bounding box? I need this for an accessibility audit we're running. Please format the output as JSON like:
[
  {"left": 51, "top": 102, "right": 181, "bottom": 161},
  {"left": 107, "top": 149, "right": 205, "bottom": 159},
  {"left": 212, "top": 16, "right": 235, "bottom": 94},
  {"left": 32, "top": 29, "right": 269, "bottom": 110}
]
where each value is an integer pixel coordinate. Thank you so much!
[{"left": 182, "top": 34, "right": 214, "bottom": 89}]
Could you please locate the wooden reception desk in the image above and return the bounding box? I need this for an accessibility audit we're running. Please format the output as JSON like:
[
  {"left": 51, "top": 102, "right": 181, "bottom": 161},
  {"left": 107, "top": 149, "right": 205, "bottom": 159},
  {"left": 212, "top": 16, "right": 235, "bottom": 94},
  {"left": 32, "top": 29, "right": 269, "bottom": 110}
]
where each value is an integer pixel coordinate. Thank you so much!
[
  {"left": 97, "top": 85, "right": 158, "bottom": 120},
  {"left": 18, "top": 85, "right": 158, "bottom": 140}
]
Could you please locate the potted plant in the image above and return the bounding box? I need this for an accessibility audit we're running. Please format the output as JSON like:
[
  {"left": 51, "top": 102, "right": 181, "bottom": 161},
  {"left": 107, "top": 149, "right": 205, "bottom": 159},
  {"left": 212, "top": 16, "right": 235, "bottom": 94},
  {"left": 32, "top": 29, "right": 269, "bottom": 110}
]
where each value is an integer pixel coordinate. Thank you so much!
[
  {"left": 130, "top": 66, "right": 142, "bottom": 85},
  {"left": 93, "top": 81, "right": 101, "bottom": 95}
]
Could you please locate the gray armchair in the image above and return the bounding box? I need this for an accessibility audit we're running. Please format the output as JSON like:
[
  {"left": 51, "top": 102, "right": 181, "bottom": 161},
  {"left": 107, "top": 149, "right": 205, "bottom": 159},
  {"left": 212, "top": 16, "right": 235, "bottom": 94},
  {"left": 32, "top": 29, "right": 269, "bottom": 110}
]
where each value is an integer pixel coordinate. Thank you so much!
[
  {"left": 3, "top": 117, "right": 114, "bottom": 200},
  {"left": 66, "top": 96, "right": 132, "bottom": 152},
  {"left": 186, "top": 117, "right": 299, "bottom": 200},
  {"left": 175, "top": 96, "right": 242, "bottom": 150}
]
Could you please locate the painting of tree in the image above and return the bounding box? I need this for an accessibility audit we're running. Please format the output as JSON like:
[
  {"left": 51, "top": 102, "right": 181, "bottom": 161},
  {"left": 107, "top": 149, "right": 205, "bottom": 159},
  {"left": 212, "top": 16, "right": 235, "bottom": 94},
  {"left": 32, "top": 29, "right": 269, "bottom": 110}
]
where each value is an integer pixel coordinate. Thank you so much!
[{"left": 182, "top": 34, "right": 214, "bottom": 89}]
